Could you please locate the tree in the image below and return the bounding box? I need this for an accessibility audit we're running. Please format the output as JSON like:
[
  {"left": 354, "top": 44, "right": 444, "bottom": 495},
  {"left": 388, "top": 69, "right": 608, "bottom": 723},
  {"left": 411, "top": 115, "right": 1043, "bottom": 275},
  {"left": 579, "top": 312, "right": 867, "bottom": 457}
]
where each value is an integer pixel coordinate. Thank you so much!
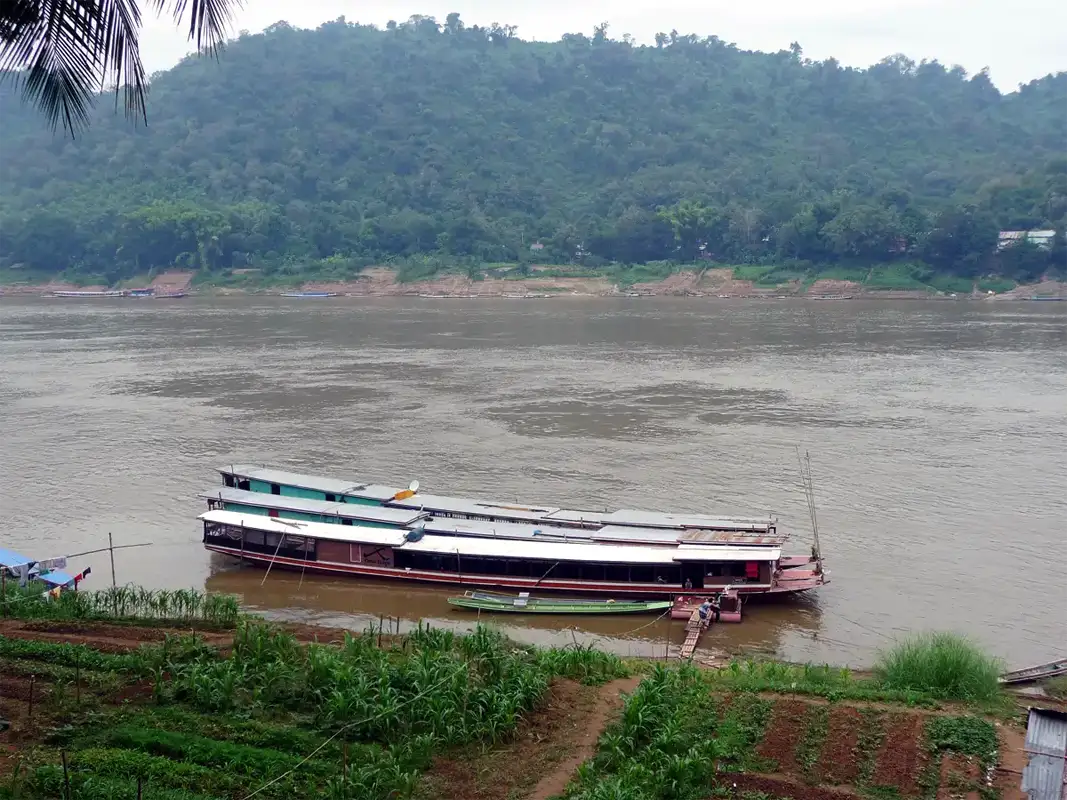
[
  {"left": 0, "top": 20, "right": 1063, "bottom": 285},
  {"left": 922, "top": 206, "right": 998, "bottom": 276},
  {"left": 0, "top": 0, "right": 234, "bottom": 133}
]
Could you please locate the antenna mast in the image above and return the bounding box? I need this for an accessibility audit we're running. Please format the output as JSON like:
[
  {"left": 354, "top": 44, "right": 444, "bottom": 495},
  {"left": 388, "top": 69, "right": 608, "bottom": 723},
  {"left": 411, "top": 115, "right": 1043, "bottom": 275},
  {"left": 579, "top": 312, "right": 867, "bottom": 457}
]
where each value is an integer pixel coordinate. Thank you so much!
[{"left": 795, "top": 447, "right": 822, "bottom": 561}]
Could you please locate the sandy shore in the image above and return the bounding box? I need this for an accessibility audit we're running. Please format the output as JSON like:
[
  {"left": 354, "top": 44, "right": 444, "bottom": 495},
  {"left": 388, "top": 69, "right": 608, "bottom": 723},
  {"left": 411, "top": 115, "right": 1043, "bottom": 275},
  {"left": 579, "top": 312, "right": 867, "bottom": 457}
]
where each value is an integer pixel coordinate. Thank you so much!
[{"left": 3, "top": 267, "right": 1064, "bottom": 300}]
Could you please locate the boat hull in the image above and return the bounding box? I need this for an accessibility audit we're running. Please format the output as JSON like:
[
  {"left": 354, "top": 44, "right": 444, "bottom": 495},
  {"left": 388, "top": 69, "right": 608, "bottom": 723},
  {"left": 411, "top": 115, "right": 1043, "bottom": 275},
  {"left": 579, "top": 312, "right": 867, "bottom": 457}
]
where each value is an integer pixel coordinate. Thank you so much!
[
  {"left": 206, "top": 543, "right": 821, "bottom": 597},
  {"left": 448, "top": 594, "right": 671, "bottom": 614}
]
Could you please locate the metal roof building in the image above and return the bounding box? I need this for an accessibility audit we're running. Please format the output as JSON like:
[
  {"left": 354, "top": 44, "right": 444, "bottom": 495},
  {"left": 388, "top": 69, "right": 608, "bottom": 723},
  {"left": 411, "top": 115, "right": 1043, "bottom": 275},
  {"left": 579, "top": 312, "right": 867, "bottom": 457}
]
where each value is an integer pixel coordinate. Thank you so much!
[{"left": 1023, "top": 708, "right": 1067, "bottom": 800}]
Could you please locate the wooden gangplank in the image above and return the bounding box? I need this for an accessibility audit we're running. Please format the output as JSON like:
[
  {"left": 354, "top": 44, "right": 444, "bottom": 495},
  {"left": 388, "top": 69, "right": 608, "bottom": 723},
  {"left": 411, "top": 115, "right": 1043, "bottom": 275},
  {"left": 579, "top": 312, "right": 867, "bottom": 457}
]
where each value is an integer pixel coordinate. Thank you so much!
[{"left": 680, "top": 608, "right": 708, "bottom": 659}]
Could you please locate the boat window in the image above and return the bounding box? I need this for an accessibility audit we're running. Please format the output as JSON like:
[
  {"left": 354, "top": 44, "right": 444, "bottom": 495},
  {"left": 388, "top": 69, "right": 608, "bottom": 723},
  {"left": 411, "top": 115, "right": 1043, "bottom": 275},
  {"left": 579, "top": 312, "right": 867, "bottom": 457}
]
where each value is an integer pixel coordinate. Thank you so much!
[
  {"left": 270, "top": 484, "right": 281, "bottom": 495},
  {"left": 237, "top": 479, "right": 250, "bottom": 490},
  {"left": 630, "top": 566, "right": 654, "bottom": 583},
  {"left": 244, "top": 530, "right": 265, "bottom": 546},
  {"left": 325, "top": 493, "right": 336, "bottom": 502},
  {"left": 606, "top": 565, "right": 630, "bottom": 582},
  {"left": 341, "top": 519, "right": 353, "bottom": 526},
  {"left": 223, "top": 475, "right": 235, "bottom": 488}
]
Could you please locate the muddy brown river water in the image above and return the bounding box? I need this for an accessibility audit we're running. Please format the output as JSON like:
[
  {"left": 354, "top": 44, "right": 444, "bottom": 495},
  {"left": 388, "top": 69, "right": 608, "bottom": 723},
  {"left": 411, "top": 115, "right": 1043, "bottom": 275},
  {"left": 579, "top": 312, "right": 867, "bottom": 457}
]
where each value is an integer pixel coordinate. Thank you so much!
[{"left": 1, "top": 296, "right": 1064, "bottom": 667}]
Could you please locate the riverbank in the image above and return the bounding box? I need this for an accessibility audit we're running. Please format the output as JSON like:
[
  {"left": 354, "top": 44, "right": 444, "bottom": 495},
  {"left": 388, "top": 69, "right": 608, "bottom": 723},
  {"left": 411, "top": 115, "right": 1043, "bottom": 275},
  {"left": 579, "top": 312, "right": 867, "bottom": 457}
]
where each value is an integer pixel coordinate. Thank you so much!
[
  {"left": 0, "top": 586, "right": 1060, "bottom": 800},
  {"left": 3, "top": 267, "right": 1065, "bottom": 300}
]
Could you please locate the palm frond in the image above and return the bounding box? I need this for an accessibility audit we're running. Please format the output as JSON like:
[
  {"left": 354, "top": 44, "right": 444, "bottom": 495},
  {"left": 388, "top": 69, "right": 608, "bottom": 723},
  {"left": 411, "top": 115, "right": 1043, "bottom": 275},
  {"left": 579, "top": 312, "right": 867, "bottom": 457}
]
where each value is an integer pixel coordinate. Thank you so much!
[
  {"left": 157, "top": 0, "right": 236, "bottom": 53},
  {"left": 0, "top": 0, "right": 238, "bottom": 135}
]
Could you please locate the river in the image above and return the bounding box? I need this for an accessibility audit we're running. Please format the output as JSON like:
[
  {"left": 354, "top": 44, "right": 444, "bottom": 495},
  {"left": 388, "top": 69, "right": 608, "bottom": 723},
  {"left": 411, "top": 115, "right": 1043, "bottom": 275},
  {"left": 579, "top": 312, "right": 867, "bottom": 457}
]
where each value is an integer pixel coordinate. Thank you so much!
[{"left": 1, "top": 296, "right": 1064, "bottom": 668}]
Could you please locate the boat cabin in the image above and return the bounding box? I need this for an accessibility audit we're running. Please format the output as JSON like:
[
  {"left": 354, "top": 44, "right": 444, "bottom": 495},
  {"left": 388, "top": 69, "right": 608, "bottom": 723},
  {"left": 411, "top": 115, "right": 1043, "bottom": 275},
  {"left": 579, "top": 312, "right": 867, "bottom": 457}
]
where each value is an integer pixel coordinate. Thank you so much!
[
  {"left": 216, "top": 465, "right": 785, "bottom": 545},
  {"left": 200, "top": 510, "right": 782, "bottom": 595},
  {"left": 201, "top": 488, "right": 428, "bottom": 528}
]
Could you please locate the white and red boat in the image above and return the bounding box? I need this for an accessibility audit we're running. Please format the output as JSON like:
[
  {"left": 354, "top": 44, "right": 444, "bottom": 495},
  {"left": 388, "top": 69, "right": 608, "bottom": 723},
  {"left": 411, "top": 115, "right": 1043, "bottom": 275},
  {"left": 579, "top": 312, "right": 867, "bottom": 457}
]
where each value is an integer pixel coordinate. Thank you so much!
[{"left": 200, "top": 465, "right": 828, "bottom": 599}]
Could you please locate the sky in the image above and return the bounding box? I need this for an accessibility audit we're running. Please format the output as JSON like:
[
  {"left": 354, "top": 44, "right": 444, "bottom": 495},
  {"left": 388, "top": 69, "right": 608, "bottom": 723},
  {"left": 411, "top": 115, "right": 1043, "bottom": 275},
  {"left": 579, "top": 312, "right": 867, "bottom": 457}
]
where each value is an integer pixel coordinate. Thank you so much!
[{"left": 139, "top": 0, "right": 1067, "bottom": 91}]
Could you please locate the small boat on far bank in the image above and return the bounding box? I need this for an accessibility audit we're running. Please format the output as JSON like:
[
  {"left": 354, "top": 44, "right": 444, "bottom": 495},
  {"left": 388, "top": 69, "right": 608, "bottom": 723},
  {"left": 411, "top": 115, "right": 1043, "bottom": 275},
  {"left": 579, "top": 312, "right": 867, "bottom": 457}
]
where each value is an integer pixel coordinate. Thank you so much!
[
  {"left": 448, "top": 591, "right": 671, "bottom": 615},
  {"left": 49, "top": 290, "right": 126, "bottom": 298},
  {"left": 280, "top": 291, "right": 340, "bottom": 298}
]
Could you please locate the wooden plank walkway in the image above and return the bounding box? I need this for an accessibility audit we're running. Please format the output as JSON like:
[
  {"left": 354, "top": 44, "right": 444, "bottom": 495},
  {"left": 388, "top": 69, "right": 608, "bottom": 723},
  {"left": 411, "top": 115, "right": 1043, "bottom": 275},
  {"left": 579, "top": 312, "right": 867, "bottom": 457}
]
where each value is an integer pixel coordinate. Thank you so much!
[{"left": 680, "top": 608, "right": 708, "bottom": 659}]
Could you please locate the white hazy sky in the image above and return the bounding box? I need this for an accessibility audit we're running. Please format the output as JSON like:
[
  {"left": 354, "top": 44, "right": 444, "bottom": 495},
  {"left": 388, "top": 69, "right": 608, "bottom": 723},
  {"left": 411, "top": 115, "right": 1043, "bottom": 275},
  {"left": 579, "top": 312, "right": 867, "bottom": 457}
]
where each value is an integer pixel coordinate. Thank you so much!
[{"left": 139, "top": 0, "right": 1067, "bottom": 91}]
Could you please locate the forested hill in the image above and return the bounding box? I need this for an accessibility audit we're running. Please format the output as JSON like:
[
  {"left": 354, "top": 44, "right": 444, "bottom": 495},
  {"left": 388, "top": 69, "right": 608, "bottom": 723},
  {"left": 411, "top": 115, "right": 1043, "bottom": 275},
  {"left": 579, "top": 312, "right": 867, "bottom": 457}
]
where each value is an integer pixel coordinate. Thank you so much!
[{"left": 1, "top": 15, "right": 1065, "bottom": 286}]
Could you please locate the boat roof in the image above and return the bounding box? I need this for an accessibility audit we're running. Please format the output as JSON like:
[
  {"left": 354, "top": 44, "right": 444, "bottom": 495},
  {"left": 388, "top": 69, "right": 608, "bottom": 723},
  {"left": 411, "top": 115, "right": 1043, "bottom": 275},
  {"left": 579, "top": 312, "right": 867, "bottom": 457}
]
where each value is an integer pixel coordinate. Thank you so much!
[
  {"left": 218, "top": 465, "right": 783, "bottom": 540},
  {"left": 199, "top": 511, "right": 781, "bottom": 563},
  {"left": 200, "top": 488, "right": 428, "bottom": 525},
  {"left": 386, "top": 492, "right": 561, "bottom": 522},
  {"left": 418, "top": 517, "right": 587, "bottom": 540},
  {"left": 219, "top": 465, "right": 401, "bottom": 502},
  {"left": 544, "top": 508, "right": 776, "bottom": 532},
  {"left": 200, "top": 510, "right": 409, "bottom": 547}
]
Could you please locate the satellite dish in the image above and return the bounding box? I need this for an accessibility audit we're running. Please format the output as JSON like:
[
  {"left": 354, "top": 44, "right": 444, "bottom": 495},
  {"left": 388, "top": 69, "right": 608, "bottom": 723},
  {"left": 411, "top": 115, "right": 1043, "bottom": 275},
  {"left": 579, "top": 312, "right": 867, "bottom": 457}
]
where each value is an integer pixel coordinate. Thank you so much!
[{"left": 408, "top": 479, "right": 420, "bottom": 494}]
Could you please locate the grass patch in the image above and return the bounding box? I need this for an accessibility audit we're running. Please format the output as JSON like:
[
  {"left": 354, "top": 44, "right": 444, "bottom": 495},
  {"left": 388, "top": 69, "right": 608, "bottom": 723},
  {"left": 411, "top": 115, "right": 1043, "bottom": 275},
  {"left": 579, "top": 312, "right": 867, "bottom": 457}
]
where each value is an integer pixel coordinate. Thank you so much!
[
  {"left": 1043, "top": 674, "right": 1067, "bottom": 700},
  {"left": 610, "top": 261, "right": 676, "bottom": 288},
  {"left": 814, "top": 266, "right": 869, "bottom": 282},
  {"left": 976, "top": 276, "right": 1017, "bottom": 294},
  {"left": 874, "top": 632, "right": 1003, "bottom": 703},
  {"left": 730, "top": 264, "right": 805, "bottom": 286},
  {"left": 927, "top": 273, "right": 974, "bottom": 294},
  {"left": 865, "top": 263, "right": 934, "bottom": 291},
  {"left": 705, "top": 659, "right": 939, "bottom": 707}
]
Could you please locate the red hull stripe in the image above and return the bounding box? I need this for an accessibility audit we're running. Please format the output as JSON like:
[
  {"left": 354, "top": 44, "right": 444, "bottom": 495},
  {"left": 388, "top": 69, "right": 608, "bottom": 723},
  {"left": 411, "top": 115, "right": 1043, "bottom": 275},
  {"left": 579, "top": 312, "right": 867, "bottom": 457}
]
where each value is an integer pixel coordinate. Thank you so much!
[{"left": 201, "top": 544, "right": 816, "bottom": 596}]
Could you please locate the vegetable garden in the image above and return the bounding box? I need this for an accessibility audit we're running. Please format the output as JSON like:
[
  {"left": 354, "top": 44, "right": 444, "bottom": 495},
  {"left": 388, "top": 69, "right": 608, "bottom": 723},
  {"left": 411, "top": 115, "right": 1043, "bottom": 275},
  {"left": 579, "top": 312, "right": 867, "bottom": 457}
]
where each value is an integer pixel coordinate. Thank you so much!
[
  {"left": 0, "top": 600, "right": 627, "bottom": 800},
  {"left": 0, "top": 588, "right": 1036, "bottom": 800}
]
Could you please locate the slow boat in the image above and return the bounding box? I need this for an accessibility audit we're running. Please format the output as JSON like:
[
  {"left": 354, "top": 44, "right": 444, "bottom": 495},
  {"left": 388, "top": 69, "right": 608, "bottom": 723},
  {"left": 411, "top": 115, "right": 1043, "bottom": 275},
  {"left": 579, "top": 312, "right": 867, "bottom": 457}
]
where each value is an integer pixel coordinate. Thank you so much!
[
  {"left": 201, "top": 465, "right": 827, "bottom": 601},
  {"left": 447, "top": 591, "right": 671, "bottom": 615}
]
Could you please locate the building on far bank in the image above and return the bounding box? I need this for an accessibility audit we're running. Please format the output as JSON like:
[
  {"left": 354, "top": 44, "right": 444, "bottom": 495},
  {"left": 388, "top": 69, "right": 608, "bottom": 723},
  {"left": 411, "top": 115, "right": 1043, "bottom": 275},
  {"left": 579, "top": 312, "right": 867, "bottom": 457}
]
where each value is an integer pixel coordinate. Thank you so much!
[{"left": 998, "top": 229, "right": 1056, "bottom": 250}]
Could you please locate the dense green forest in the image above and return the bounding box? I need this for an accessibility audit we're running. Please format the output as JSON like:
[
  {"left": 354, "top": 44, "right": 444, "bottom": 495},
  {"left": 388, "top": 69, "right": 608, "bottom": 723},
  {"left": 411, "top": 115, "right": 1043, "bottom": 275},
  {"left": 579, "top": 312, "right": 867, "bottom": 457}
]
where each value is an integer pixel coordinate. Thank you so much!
[{"left": 0, "top": 14, "right": 1065, "bottom": 287}]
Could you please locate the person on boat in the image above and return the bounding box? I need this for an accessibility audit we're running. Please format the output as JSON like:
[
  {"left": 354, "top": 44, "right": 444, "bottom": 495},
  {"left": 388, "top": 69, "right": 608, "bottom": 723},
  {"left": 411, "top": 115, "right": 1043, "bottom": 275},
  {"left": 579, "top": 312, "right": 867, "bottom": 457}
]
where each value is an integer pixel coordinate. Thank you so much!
[
  {"left": 698, "top": 598, "right": 713, "bottom": 624},
  {"left": 683, "top": 578, "right": 693, "bottom": 590}
]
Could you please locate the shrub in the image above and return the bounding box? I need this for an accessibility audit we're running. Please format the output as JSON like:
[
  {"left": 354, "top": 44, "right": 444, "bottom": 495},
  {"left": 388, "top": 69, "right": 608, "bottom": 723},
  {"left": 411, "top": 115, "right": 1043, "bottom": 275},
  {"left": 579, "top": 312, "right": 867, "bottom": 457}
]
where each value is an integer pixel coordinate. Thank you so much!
[
  {"left": 874, "top": 632, "right": 1002, "bottom": 701},
  {"left": 1044, "top": 675, "right": 1067, "bottom": 700}
]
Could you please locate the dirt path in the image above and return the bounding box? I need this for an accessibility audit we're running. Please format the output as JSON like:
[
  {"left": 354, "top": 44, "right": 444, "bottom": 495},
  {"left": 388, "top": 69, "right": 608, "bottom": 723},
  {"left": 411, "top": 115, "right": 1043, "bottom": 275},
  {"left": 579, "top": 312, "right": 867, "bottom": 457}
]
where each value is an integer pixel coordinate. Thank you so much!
[
  {"left": 995, "top": 724, "right": 1029, "bottom": 800},
  {"left": 526, "top": 675, "right": 641, "bottom": 800}
]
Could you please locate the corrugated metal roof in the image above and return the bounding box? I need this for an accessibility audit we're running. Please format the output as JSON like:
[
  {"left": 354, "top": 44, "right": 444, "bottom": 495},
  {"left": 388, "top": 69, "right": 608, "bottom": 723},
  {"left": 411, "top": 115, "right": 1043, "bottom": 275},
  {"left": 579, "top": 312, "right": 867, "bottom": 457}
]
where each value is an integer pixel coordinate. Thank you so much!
[
  {"left": 200, "top": 488, "right": 427, "bottom": 525},
  {"left": 1023, "top": 708, "right": 1067, "bottom": 800},
  {"left": 387, "top": 492, "right": 560, "bottom": 521},
  {"left": 603, "top": 509, "right": 776, "bottom": 531},
  {"left": 200, "top": 510, "right": 781, "bottom": 565},
  {"left": 219, "top": 465, "right": 402, "bottom": 502},
  {"left": 199, "top": 510, "right": 409, "bottom": 547}
]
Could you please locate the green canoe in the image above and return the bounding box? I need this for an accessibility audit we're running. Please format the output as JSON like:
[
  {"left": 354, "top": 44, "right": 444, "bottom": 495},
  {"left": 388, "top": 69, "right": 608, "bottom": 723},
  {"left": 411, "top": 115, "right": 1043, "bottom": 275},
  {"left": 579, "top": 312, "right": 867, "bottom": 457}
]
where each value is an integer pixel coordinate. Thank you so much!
[{"left": 447, "top": 591, "right": 671, "bottom": 615}]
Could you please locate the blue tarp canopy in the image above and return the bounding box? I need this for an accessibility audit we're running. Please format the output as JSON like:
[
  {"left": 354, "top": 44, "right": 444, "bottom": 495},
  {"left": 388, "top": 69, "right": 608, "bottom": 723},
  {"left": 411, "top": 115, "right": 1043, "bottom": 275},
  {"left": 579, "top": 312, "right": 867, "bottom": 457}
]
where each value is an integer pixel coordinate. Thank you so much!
[
  {"left": 37, "top": 570, "right": 76, "bottom": 588},
  {"left": 0, "top": 548, "right": 76, "bottom": 588},
  {"left": 0, "top": 547, "right": 33, "bottom": 569}
]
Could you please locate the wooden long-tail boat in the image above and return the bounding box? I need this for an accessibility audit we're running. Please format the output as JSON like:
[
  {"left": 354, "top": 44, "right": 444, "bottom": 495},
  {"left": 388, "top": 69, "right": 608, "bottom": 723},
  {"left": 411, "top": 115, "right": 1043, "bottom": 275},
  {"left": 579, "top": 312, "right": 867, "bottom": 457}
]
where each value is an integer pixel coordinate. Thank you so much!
[
  {"left": 999, "top": 657, "right": 1067, "bottom": 685},
  {"left": 447, "top": 591, "right": 671, "bottom": 615}
]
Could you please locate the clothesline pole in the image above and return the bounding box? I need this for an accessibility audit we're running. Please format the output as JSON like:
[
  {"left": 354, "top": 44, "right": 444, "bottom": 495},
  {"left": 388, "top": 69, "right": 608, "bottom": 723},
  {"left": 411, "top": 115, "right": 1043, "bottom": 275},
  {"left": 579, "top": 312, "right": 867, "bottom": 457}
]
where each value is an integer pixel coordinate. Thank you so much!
[{"left": 109, "top": 532, "right": 117, "bottom": 592}]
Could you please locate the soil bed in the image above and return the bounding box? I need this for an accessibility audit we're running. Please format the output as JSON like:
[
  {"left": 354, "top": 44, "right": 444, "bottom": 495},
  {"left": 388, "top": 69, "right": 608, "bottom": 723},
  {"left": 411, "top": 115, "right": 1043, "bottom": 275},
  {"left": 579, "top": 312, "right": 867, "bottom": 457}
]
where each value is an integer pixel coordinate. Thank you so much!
[
  {"left": 756, "top": 699, "right": 811, "bottom": 774},
  {"left": 872, "top": 713, "right": 926, "bottom": 795},
  {"left": 418, "top": 679, "right": 596, "bottom": 800},
  {"left": 722, "top": 773, "right": 860, "bottom": 800},
  {"left": 818, "top": 705, "right": 864, "bottom": 784}
]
